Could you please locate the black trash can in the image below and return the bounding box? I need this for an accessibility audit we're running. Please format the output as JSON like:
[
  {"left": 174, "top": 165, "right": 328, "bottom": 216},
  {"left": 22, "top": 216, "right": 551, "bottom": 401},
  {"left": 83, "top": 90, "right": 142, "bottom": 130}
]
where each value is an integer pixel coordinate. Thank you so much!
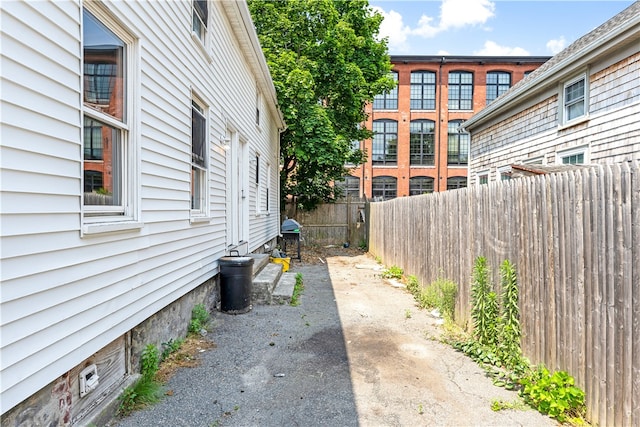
[{"left": 219, "top": 256, "right": 254, "bottom": 314}]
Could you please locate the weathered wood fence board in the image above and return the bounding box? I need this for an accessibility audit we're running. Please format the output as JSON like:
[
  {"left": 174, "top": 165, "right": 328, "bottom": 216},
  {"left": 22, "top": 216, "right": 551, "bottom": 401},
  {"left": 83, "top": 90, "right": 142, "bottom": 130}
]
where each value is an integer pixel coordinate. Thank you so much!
[
  {"left": 368, "top": 162, "right": 639, "bottom": 426},
  {"left": 284, "top": 197, "right": 367, "bottom": 247}
]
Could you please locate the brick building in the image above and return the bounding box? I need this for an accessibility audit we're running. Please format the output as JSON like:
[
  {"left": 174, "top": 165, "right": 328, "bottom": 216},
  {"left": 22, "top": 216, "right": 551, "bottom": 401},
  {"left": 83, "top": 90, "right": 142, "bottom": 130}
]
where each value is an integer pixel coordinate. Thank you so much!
[{"left": 346, "top": 55, "right": 550, "bottom": 199}]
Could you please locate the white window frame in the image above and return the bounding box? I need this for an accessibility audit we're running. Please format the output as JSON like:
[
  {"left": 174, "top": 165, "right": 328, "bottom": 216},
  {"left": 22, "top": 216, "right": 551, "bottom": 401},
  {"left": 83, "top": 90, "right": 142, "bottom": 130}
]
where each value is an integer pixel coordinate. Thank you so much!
[
  {"left": 477, "top": 170, "right": 489, "bottom": 186},
  {"left": 82, "top": 5, "right": 141, "bottom": 234},
  {"left": 557, "top": 145, "right": 589, "bottom": 165},
  {"left": 191, "top": 95, "right": 209, "bottom": 218},
  {"left": 498, "top": 165, "right": 512, "bottom": 181},
  {"left": 191, "top": 0, "right": 212, "bottom": 62},
  {"left": 560, "top": 72, "right": 589, "bottom": 126}
]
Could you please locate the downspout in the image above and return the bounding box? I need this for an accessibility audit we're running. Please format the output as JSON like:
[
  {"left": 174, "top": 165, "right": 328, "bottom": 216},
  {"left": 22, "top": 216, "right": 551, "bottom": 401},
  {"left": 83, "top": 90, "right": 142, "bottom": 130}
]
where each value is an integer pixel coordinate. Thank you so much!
[{"left": 437, "top": 57, "right": 445, "bottom": 191}]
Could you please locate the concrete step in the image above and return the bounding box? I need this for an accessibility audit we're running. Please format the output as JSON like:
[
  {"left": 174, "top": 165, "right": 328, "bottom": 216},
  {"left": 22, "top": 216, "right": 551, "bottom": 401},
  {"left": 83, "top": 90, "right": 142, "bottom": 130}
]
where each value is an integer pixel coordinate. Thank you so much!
[
  {"left": 248, "top": 253, "right": 270, "bottom": 276},
  {"left": 252, "top": 262, "right": 283, "bottom": 305},
  {"left": 272, "top": 272, "right": 297, "bottom": 305}
]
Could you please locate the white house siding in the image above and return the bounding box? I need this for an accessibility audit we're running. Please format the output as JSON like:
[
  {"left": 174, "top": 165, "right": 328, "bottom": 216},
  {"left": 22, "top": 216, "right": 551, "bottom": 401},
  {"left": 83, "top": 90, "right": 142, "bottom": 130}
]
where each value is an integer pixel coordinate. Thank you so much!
[
  {"left": 469, "top": 52, "right": 640, "bottom": 184},
  {"left": 1, "top": 0, "right": 282, "bottom": 417}
]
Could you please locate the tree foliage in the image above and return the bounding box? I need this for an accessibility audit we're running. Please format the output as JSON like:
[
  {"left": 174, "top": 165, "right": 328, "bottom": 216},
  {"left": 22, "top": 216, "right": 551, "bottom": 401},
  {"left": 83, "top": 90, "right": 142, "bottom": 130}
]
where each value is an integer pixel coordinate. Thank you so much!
[{"left": 248, "top": 0, "right": 394, "bottom": 210}]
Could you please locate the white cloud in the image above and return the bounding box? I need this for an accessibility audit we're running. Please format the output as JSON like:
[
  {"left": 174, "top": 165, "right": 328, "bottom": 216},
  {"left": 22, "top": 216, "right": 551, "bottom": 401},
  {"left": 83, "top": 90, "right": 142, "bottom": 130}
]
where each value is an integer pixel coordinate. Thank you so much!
[
  {"left": 411, "top": 14, "right": 440, "bottom": 38},
  {"left": 372, "top": 6, "right": 413, "bottom": 53},
  {"left": 546, "top": 36, "right": 566, "bottom": 54},
  {"left": 439, "top": 0, "right": 496, "bottom": 30},
  {"left": 473, "top": 40, "right": 530, "bottom": 56}
]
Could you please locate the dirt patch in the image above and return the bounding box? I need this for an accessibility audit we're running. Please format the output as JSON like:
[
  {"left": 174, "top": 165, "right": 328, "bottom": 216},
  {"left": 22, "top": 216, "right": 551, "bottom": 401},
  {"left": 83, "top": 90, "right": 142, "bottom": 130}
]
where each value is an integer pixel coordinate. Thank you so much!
[
  {"left": 155, "top": 335, "right": 216, "bottom": 384},
  {"left": 298, "top": 243, "right": 366, "bottom": 264}
]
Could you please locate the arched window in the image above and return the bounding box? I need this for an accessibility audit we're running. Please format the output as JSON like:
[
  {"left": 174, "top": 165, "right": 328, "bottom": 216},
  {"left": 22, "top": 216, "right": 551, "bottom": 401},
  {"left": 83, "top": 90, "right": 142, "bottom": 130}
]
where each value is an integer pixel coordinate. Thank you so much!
[
  {"left": 409, "top": 176, "right": 435, "bottom": 195},
  {"left": 373, "top": 71, "right": 398, "bottom": 110},
  {"left": 486, "top": 71, "right": 511, "bottom": 104},
  {"left": 372, "top": 176, "right": 397, "bottom": 200},
  {"left": 447, "top": 176, "right": 467, "bottom": 190},
  {"left": 448, "top": 71, "right": 473, "bottom": 110},
  {"left": 372, "top": 120, "right": 397, "bottom": 165},
  {"left": 410, "top": 120, "right": 435, "bottom": 166},
  {"left": 447, "top": 120, "right": 469, "bottom": 165},
  {"left": 410, "top": 71, "right": 436, "bottom": 110}
]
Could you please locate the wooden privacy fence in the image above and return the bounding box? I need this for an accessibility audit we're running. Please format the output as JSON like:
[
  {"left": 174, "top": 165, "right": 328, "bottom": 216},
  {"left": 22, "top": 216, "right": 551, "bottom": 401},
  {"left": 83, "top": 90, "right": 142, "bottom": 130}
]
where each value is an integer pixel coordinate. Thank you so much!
[
  {"left": 368, "top": 162, "right": 639, "bottom": 427},
  {"left": 284, "top": 197, "right": 367, "bottom": 247}
]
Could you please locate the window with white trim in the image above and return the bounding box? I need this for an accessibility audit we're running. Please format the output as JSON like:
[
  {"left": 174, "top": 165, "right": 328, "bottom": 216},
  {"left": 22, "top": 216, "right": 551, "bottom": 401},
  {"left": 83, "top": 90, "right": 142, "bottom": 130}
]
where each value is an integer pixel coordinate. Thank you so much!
[
  {"left": 558, "top": 146, "right": 587, "bottom": 165},
  {"left": 498, "top": 165, "right": 512, "bottom": 181},
  {"left": 82, "top": 7, "right": 134, "bottom": 220},
  {"left": 191, "top": 97, "right": 208, "bottom": 214},
  {"left": 477, "top": 171, "right": 489, "bottom": 185},
  {"left": 192, "top": 0, "right": 208, "bottom": 43},
  {"left": 562, "top": 74, "right": 587, "bottom": 124}
]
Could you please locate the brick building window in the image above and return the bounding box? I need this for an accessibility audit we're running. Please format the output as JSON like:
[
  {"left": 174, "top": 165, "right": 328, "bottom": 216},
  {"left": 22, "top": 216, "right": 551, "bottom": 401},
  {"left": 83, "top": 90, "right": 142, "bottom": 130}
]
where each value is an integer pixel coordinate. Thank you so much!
[
  {"left": 448, "top": 71, "right": 473, "bottom": 110},
  {"left": 486, "top": 71, "right": 511, "bottom": 104},
  {"left": 409, "top": 120, "right": 435, "bottom": 166},
  {"left": 372, "top": 119, "right": 397, "bottom": 165},
  {"left": 447, "top": 120, "right": 469, "bottom": 165},
  {"left": 409, "top": 177, "right": 434, "bottom": 195},
  {"left": 410, "top": 71, "right": 436, "bottom": 110},
  {"left": 335, "top": 176, "right": 360, "bottom": 198},
  {"left": 373, "top": 71, "right": 398, "bottom": 110},
  {"left": 372, "top": 176, "right": 397, "bottom": 200},
  {"left": 447, "top": 176, "right": 467, "bottom": 190}
]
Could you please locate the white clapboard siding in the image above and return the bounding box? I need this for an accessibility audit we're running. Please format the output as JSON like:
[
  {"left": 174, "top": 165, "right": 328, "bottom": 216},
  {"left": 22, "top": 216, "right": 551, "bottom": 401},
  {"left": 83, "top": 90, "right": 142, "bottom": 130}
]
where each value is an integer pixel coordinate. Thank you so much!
[{"left": 1, "top": 0, "right": 282, "bottom": 415}]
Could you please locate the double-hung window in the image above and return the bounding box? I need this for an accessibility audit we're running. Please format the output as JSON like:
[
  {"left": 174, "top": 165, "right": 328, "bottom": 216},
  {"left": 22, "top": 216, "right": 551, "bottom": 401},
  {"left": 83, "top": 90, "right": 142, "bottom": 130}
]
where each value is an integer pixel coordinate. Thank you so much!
[
  {"left": 373, "top": 72, "right": 398, "bottom": 110},
  {"left": 410, "top": 71, "right": 436, "bottom": 110},
  {"left": 563, "top": 74, "right": 587, "bottom": 123},
  {"left": 191, "top": 98, "right": 208, "bottom": 214},
  {"left": 486, "top": 71, "right": 511, "bottom": 104},
  {"left": 82, "top": 8, "right": 133, "bottom": 220},
  {"left": 372, "top": 120, "right": 397, "bottom": 165},
  {"left": 448, "top": 71, "right": 473, "bottom": 110},
  {"left": 192, "top": 0, "right": 208, "bottom": 43}
]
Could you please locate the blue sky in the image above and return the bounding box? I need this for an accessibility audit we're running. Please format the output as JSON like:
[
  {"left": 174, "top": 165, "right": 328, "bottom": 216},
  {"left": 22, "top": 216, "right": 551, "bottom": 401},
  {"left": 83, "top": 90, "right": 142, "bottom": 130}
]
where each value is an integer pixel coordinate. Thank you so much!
[{"left": 369, "top": 0, "right": 634, "bottom": 56}]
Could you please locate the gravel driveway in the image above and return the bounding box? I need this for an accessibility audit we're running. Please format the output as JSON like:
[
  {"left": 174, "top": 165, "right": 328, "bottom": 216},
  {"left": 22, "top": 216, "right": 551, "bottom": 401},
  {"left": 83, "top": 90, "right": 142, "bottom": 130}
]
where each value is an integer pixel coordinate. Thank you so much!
[{"left": 112, "top": 248, "right": 556, "bottom": 427}]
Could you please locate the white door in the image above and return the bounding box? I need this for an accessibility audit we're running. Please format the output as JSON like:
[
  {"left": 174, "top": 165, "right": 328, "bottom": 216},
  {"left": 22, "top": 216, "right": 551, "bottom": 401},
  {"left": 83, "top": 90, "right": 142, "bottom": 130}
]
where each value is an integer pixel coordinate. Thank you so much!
[{"left": 227, "top": 131, "right": 248, "bottom": 252}]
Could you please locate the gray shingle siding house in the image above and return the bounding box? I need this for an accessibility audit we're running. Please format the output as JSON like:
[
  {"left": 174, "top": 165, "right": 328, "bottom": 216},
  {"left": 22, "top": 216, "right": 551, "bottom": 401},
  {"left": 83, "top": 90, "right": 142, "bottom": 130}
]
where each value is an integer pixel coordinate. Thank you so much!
[{"left": 463, "top": 1, "right": 640, "bottom": 184}]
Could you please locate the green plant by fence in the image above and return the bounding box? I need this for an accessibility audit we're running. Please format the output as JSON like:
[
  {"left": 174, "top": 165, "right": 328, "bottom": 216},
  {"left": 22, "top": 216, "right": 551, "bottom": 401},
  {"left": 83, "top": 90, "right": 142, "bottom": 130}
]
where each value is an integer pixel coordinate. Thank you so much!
[{"left": 367, "top": 161, "right": 639, "bottom": 427}]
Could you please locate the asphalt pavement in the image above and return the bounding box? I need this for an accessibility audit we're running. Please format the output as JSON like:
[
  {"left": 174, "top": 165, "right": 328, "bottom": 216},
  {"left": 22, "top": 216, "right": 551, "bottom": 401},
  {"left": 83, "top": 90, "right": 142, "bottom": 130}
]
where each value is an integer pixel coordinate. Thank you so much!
[{"left": 112, "top": 249, "right": 557, "bottom": 427}]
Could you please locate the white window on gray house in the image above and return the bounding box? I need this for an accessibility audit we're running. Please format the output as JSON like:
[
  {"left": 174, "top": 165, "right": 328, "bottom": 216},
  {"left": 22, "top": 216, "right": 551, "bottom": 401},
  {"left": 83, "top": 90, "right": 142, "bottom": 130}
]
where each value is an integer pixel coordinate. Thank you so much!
[
  {"left": 409, "top": 176, "right": 434, "bottom": 195},
  {"left": 498, "top": 165, "right": 512, "bottom": 181},
  {"left": 563, "top": 74, "right": 587, "bottom": 123},
  {"left": 448, "top": 71, "right": 473, "bottom": 110},
  {"left": 373, "top": 71, "right": 398, "bottom": 110},
  {"left": 191, "top": 97, "right": 208, "bottom": 214},
  {"left": 559, "top": 148, "right": 587, "bottom": 165},
  {"left": 477, "top": 171, "right": 489, "bottom": 185},
  {"left": 82, "top": 8, "right": 131, "bottom": 217},
  {"left": 372, "top": 176, "right": 397, "bottom": 200},
  {"left": 486, "top": 71, "right": 511, "bottom": 104},
  {"left": 192, "top": 0, "right": 208, "bottom": 43}
]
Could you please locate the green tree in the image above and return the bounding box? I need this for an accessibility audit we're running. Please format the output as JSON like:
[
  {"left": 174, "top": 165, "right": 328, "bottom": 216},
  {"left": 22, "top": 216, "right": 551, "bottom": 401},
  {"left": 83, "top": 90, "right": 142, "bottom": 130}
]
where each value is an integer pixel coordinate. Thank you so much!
[{"left": 248, "top": 0, "right": 395, "bottom": 210}]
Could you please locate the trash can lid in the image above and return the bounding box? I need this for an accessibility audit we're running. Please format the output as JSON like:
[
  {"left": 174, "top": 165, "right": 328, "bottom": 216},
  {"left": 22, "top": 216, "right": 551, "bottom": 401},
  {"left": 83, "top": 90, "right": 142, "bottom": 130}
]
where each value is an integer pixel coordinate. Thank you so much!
[{"left": 219, "top": 256, "right": 254, "bottom": 266}]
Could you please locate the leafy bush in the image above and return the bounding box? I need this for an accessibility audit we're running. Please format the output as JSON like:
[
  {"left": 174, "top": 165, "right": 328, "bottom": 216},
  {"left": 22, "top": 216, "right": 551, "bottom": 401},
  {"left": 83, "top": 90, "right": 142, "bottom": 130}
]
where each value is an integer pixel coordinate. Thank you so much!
[
  {"left": 520, "top": 367, "right": 585, "bottom": 422},
  {"left": 381, "top": 265, "right": 403, "bottom": 279},
  {"left": 188, "top": 303, "right": 210, "bottom": 334}
]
